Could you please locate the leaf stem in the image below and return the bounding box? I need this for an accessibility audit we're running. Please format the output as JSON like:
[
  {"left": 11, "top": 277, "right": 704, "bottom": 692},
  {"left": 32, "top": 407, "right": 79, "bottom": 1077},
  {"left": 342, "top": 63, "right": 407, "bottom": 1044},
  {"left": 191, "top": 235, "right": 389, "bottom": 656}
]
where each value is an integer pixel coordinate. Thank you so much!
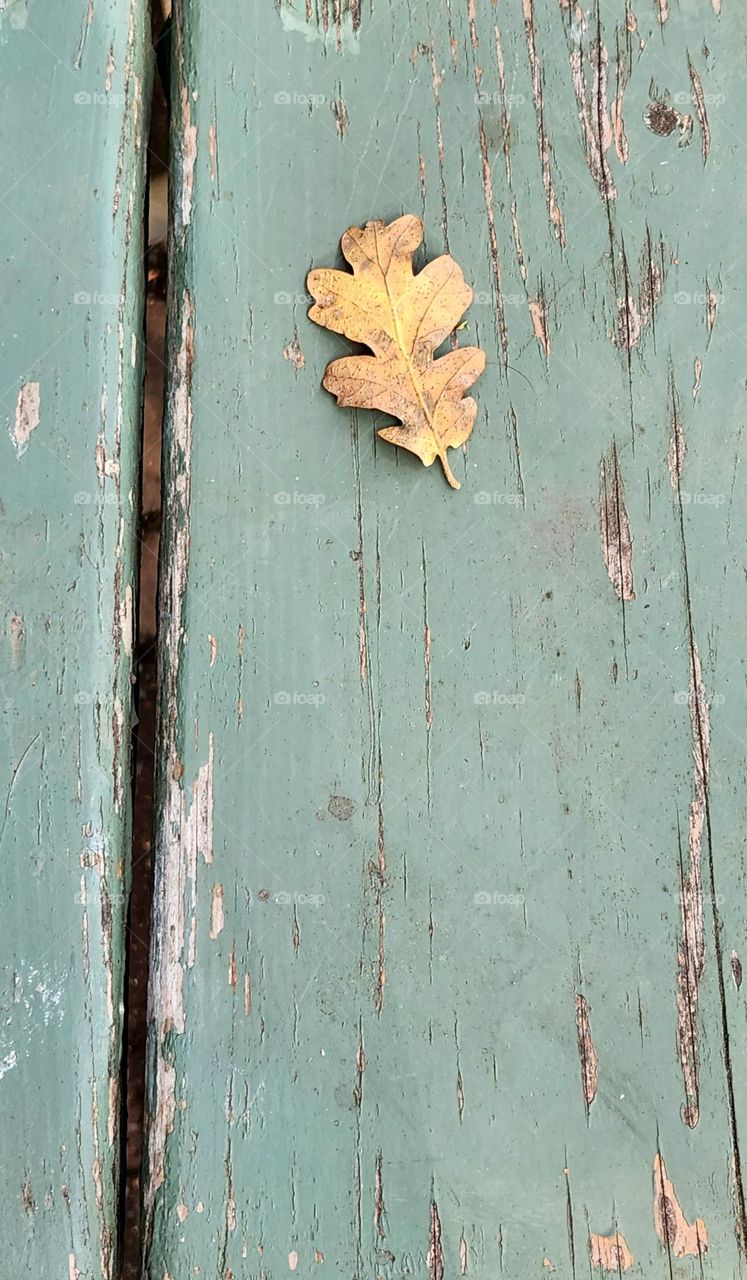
[{"left": 439, "top": 451, "right": 460, "bottom": 489}]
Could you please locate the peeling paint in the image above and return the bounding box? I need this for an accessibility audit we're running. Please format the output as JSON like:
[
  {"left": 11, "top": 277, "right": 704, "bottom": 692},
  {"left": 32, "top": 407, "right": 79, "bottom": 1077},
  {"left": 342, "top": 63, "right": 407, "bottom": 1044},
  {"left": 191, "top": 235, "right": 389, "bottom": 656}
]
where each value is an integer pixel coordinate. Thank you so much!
[
  {"left": 180, "top": 87, "right": 197, "bottom": 232},
  {"left": 589, "top": 1231, "right": 634, "bottom": 1270},
  {"left": 283, "top": 332, "right": 305, "bottom": 371},
  {"left": 569, "top": 41, "right": 617, "bottom": 201},
  {"left": 653, "top": 1154, "right": 708, "bottom": 1256},
  {"left": 210, "top": 883, "right": 225, "bottom": 939}
]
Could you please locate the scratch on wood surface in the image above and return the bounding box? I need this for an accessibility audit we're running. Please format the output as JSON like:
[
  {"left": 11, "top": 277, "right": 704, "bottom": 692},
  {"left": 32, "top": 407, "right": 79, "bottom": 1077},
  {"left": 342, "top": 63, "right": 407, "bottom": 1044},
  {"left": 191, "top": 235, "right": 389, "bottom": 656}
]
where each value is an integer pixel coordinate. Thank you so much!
[
  {"left": 589, "top": 1232, "right": 634, "bottom": 1270},
  {"left": 374, "top": 1149, "right": 387, "bottom": 1239},
  {"left": 706, "top": 283, "right": 719, "bottom": 336},
  {"left": 476, "top": 116, "right": 509, "bottom": 370},
  {"left": 653, "top": 1154, "right": 708, "bottom": 1256},
  {"left": 428, "top": 1200, "right": 444, "bottom": 1280},
  {"left": 575, "top": 993, "right": 597, "bottom": 1111},
  {"left": 611, "top": 24, "right": 631, "bottom": 163},
  {"left": 599, "top": 441, "right": 635, "bottom": 600},
  {"left": 208, "top": 120, "right": 218, "bottom": 181},
  {"left": 667, "top": 368, "right": 686, "bottom": 487},
  {"left": 569, "top": 37, "right": 617, "bottom": 201},
  {"left": 523, "top": 0, "right": 566, "bottom": 244},
  {"left": 331, "top": 89, "right": 349, "bottom": 136},
  {"left": 688, "top": 55, "right": 710, "bottom": 161},
  {"left": 11, "top": 382, "right": 40, "bottom": 455},
  {"left": 675, "top": 643, "right": 709, "bottom": 1127}
]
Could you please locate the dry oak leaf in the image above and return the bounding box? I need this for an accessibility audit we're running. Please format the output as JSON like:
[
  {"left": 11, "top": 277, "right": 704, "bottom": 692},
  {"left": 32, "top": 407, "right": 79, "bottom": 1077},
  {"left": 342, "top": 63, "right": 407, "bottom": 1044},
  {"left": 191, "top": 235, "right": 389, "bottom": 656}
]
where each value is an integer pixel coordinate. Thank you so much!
[{"left": 307, "top": 215, "right": 485, "bottom": 489}]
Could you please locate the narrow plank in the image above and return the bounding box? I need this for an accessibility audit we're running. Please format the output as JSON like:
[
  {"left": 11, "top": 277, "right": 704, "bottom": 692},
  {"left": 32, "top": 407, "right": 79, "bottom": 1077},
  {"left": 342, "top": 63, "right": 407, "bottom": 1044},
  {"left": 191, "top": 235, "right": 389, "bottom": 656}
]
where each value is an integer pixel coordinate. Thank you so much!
[
  {"left": 0, "top": 2, "right": 150, "bottom": 1275},
  {"left": 145, "top": 1, "right": 747, "bottom": 1276}
]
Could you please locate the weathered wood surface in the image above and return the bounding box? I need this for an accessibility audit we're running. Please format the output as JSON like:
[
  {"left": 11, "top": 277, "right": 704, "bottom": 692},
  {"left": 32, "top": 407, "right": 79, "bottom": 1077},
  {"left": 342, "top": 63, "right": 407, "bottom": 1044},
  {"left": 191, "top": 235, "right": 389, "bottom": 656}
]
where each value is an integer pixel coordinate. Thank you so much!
[
  {"left": 0, "top": 2, "right": 149, "bottom": 1275},
  {"left": 145, "top": 1, "right": 747, "bottom": 1276}
]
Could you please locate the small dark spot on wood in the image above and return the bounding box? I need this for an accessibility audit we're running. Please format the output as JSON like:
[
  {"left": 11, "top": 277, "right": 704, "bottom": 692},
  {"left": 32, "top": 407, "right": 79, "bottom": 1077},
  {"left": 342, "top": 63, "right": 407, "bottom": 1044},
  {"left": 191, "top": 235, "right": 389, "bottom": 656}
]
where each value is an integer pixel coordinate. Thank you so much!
[
  {"left": 328, "top": 794, "right": 355, "bottom": 820},
  {"left": 258, "top": 889, "right": 269, "bottom": 902},
  {"left": 644, "top": 100, "right": 678, "bottom": 136},
  {"left": 731, "top": 950, "right": 743, "bottom": 990}
]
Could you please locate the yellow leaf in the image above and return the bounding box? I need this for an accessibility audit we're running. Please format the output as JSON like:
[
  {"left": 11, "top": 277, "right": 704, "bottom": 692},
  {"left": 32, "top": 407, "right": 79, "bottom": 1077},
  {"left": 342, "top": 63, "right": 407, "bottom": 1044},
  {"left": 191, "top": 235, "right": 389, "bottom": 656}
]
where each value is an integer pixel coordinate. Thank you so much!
[{"left": 307, "top": 215, "right": 485, "bottom": 490}]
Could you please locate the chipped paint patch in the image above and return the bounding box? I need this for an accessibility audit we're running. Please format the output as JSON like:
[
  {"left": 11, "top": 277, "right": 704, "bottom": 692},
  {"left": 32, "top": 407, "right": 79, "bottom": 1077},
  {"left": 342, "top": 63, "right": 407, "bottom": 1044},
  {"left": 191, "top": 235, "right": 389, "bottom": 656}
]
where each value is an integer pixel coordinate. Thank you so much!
[
  {"left": 0, "top": 1048, "right": 18, "bottom": 1079},
  {"left": 11, "top": 382, "right": 40, "bottom": 456},
  {"left": 8, "top": 613, "right": 25, "bottom": 670},
  {"left": 278, "top": 1, "right": 361, "bottom": 52},
  {"left": 283, "top": 333, "right": 305, "bottom": 371},
  {"left": 210, "top": 883, "right": 225, "bottom": 939},
  {"left": 528, "top": 299, "right": 551, "bottom": 356},
  {"left": 0, "top": 0, "right": 29, "bottom": 32},
  {"left": 589, "top": 1232, "right": 634, "bottom": 1271},
  {"left": 653, "top": 1154, "right": 708, "bottom": 1256}
]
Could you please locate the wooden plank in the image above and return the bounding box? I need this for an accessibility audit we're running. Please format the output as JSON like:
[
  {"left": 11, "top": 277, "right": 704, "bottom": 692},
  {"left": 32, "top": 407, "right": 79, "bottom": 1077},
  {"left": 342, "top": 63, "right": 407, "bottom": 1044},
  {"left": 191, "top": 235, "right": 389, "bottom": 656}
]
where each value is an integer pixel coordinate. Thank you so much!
[
  {"left": 144, "top": 1, "right": 747, "bottom": 1276},
  {"left": 0, "top": 3, "right": 150, "bottom": 1275}
]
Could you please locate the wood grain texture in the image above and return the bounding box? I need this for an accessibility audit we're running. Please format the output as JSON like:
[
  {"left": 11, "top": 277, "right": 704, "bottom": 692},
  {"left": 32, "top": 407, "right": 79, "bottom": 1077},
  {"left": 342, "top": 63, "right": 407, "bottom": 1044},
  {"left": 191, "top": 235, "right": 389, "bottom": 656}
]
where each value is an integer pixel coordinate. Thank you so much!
[
  {"left": 0, "top": 2, "right": 150, "bottom": 1275},
  {"left": 144, "top": 1, "right": 747, "bottom": 1275}
]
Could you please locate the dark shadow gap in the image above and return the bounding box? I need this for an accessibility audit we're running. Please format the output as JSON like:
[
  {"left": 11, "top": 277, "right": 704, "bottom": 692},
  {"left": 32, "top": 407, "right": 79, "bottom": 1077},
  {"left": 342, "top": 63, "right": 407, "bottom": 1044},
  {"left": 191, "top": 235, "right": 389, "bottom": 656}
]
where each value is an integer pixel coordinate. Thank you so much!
[{"left": 120, "top": 7, "right": 171, "bottom": 1274}]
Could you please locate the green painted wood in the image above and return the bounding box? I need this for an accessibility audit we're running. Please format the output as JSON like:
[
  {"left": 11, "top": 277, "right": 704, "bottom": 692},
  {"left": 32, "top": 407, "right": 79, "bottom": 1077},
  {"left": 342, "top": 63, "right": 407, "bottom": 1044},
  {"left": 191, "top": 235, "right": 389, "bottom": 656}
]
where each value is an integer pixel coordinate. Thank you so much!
[
  {"left": 0, "top": 3, "right": 150, "bottom": 1275},
  {"left": 145, "top": 1, "right": 747, "bottom": 1276}
]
